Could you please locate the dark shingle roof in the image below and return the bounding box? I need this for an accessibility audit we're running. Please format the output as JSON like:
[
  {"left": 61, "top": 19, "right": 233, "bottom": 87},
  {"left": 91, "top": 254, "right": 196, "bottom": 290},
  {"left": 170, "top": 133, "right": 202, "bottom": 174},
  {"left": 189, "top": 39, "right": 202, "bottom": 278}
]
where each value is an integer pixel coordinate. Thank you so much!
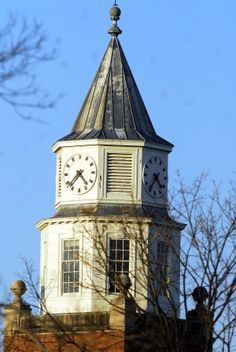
[{"left": 60, "top": 36, "right": 172, "bottom": 147}]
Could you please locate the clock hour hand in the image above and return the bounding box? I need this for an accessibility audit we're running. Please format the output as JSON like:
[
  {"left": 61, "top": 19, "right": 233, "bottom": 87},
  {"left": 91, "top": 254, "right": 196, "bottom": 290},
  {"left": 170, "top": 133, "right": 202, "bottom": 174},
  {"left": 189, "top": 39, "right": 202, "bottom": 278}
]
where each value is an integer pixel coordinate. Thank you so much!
[
  {"left": 78, "top": 172, "right": 88, "bottom": 185},
  {"left": 154, "top": 172, "right": 165, "bottom": 189}
]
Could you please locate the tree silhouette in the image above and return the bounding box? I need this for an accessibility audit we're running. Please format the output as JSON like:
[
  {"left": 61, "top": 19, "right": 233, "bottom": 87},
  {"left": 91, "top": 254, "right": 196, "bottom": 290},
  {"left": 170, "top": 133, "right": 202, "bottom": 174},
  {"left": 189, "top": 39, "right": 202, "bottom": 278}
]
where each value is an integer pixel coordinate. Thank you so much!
[{"left": 0, "top": 14, "right": 57, "bottom": 120}]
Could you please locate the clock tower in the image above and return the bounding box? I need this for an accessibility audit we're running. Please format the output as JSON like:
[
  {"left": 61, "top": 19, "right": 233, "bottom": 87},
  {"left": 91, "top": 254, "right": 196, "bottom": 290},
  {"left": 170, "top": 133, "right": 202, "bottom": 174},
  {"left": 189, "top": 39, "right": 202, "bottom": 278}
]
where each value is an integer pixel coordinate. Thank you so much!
[{"left": 36, "top": 4, "right": 183, "bottom": 317}]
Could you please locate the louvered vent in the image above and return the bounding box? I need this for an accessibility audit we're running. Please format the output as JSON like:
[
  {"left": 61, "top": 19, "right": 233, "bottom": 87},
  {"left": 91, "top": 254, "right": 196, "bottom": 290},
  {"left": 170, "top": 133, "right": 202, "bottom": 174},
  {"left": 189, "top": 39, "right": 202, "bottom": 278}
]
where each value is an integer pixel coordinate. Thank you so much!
[
  {"left": 107, "top": 153, "right": 133, "bottom": 193},
  {"left": 57, "top": 156, "right": 62, "bottom": 198}
]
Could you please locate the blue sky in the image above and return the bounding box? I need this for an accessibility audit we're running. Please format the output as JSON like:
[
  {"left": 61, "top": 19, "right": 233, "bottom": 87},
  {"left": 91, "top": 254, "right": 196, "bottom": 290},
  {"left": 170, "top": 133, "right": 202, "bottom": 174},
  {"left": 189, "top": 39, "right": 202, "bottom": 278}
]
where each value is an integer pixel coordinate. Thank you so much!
[{"left": 0, "top": 0, "right": 235, "bottom": 299}]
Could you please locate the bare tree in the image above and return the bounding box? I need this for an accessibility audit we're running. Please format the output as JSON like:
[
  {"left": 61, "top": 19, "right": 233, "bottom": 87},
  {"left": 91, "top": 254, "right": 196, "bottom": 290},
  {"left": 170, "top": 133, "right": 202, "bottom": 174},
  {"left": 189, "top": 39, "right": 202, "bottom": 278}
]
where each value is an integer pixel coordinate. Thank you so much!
[
  {"left": 77, "top": 174, "right": 236, "bottom": 351},
  {"left": 0, "top": 14, "right": 57, "bottom": 120},
  {"left": 170, "top": 173, "right": 236, "bottom": 352},
  {"left": 2, "top": 175, "right": 236, "bottom": 351}
]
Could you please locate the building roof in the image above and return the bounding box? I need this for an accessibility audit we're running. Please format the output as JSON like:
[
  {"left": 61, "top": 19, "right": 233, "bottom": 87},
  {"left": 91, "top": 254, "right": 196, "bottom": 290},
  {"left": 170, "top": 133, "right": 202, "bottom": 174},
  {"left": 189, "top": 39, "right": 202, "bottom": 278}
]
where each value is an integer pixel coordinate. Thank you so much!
[{"left": 59, "top": 5, "right": 172, "bottom": 147}]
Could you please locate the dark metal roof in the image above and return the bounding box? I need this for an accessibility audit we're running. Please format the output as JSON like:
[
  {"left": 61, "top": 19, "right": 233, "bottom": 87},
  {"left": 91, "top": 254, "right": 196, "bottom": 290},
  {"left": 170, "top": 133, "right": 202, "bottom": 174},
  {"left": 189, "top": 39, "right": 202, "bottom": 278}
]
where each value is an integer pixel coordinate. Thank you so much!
[{"left": 60, "top": 36, "right": 172, "bottom": 146}]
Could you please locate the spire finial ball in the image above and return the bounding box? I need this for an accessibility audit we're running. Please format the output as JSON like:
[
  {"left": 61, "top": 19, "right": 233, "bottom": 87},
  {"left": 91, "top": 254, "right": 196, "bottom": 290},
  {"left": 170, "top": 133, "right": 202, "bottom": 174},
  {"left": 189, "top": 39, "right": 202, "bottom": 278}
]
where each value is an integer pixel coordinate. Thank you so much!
[
  {"left": 110, "top": 5, "right": 121, "bottom": 21},
  {"left": 11, "top": 280, "right": 27, "bottom": 302},
  {"left": 192, "top": 286, "right": 209, "bottom": 303}
]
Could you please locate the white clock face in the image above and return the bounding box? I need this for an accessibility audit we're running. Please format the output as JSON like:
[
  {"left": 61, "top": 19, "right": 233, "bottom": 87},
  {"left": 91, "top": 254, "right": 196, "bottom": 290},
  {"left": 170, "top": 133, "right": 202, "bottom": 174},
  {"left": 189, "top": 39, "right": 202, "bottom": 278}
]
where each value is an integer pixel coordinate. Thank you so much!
[
  {"left": 143, "top": 156, "right": 167, "bottom": 198},
  {"left": 63, "top": 154, "right": 97, "bottom": 194}
]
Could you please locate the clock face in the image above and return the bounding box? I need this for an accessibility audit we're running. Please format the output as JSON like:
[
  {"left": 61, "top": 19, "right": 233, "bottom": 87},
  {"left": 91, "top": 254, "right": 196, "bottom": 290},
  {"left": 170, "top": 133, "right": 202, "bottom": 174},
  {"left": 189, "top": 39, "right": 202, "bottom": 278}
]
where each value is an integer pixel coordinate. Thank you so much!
[
  {"left": 63, "top": 154, "right": 97, "bottom": 194},
  {"left": 143, "top": 156, "right": 167, "bottom": 198}
]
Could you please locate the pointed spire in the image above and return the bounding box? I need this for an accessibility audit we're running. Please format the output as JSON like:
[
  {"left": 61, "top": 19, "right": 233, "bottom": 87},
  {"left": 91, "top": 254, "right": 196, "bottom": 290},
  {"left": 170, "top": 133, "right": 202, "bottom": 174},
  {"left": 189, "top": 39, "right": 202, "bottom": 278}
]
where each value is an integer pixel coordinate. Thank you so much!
[
  {"left": 108, "top": 2, "right": 122, "bottom": 37},
  {"left": 59, "top": 4, "right": 172, "bottom": 148}
]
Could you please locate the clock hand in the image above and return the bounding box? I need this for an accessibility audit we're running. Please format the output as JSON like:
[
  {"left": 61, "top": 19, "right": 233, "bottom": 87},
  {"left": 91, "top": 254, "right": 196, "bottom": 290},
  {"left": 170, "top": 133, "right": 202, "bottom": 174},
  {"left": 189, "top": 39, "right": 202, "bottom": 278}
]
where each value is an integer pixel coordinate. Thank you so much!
[
  {"left": 149, "top": 175, "right": 156, "bottom": 192},
  {"left": 67, "top": 170, "right": 83, "bottom": 188},
  {"left": 154, "top": 173, "right": 165, "bottom": 189},
  {"left": 78, "top": 172, "right": 88, "bottom": 185}
]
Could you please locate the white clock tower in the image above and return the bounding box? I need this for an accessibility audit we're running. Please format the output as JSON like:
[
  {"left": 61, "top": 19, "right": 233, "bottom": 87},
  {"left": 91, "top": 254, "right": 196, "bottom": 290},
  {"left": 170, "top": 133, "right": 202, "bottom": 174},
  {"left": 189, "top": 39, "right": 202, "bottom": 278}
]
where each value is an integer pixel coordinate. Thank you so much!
[{"left": 37, "top": 4, "right": 184, "bottom": 316}]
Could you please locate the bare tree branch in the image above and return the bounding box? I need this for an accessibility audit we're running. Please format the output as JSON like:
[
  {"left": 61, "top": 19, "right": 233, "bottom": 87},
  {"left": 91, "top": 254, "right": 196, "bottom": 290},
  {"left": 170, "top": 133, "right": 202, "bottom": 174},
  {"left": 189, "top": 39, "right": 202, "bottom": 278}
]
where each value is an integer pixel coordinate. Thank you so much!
[{"left": 0, "top": 14, "right": 59, "bottom": 121}]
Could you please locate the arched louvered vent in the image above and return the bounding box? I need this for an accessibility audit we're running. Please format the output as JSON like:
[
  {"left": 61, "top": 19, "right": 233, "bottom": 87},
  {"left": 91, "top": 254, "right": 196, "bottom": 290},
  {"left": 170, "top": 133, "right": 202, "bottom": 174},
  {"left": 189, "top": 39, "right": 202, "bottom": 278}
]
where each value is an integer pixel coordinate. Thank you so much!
[
  {"left": 106, "top": 153, "right": 133, "bottom": 193},
  {"left": 57, "top": 156, "right": 62, "bottom": 198}
]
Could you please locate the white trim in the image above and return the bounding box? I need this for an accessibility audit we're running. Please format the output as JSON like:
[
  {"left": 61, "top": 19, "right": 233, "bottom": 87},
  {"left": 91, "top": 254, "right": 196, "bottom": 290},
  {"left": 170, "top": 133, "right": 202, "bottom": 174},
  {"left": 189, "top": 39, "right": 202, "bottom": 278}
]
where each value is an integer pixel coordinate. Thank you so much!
[{"left": 52, "top": 139, "right": 172, "bottom": 153}]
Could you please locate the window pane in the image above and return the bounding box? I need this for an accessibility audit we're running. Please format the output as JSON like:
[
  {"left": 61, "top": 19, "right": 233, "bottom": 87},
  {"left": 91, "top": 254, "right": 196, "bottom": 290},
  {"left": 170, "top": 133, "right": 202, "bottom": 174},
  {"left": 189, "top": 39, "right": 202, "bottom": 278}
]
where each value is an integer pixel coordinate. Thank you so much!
[
  {"left": 64, "top": 273, "right": 69, "bottom": 282},
  {"left": 123, "top": 262, "right": 129, "bottom": 272},
  {"left": 69, "top": 273, "right": 74, "bottom": 282},
  {"left": 63, "top": 262, "right": 68, "bottom": 271},
  {"left": 117, "top": 250, "right": 122, "bottom": 260},
  {"left": 110, "top": 250, "right": 115, "bottom": 260},
  {"left": 124, "top": 240, "right": 129, "bottom": 250},
  {"left": 73, "top": 252, "right": 79, "bottom": 260},
  {"left": 124, "top": 251, "right": 129, "bottom": 260},
  {"left": 109, "top": 262, "right": 115, "bottom": 272},
  {"left": 116, "top": 262, "right": 122, "bottom": 271},
  {"left": 117, "top": 240, "right": 122, "bottom": 249},
  {"left": 69, "top": 262, "right": 74, "bottom": 271},
  {"left": 110, "top": 240, "right": 116, "bottom": 249},
  {"left": 64, "top": 241, "right": 70, "bottom": 249},
  {"left": 68, "top": 251, "right": 73, "bottom": 260}
]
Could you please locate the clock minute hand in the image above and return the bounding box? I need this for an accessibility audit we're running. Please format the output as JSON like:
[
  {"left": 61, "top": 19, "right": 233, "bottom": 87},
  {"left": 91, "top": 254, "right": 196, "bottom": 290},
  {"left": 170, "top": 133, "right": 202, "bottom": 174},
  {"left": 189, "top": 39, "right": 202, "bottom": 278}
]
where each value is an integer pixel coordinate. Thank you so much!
[
  {"left": 67, "top": 170, "right": 82, "bottom": 188},
  {"left": 149, "top": 175, "right": 156, "bottom": 192}
]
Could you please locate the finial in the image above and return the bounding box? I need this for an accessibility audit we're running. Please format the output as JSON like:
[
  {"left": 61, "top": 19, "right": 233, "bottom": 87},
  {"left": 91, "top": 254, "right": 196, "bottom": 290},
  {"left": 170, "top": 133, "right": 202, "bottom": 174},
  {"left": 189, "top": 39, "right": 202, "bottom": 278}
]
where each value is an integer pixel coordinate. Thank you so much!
[
  {"left": 192, "top": 286, "right": 209, "bottom": 312},
  {"left": 11, "top": 280, "right": 27, "bottom": 303},
  {"left": 108, "top": 2, "right": 122, "bottom": 37}
]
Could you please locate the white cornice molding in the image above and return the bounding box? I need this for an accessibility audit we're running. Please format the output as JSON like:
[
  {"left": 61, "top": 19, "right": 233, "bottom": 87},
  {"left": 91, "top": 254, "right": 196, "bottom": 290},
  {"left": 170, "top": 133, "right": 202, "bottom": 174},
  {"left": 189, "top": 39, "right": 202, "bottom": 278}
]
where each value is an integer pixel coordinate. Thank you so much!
[
  {"left": 52, "top": 139, "right": 172, "bottom": 153},
  {"left": 35, "top": 214, "right": 154, "bottom": 231}
]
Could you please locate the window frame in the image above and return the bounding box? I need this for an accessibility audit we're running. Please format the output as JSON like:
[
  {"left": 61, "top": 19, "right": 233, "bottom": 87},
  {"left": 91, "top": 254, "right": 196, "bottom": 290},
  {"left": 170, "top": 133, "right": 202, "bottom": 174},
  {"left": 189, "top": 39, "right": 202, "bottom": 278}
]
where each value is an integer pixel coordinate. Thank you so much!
[
  {"left": 108, "top": 237, "right": 130, "bottom": 293},
  {"left": 61, "top": 239, "right": 80, "bottom": 295},
  {"left": 156, "top": 240, "right": 170, "bottom": 297}
]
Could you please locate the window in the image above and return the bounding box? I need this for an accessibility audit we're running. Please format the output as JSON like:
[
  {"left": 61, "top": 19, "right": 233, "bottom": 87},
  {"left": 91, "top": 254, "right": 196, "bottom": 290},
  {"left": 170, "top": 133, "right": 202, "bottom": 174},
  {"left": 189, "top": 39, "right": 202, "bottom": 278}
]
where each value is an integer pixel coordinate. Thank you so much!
[
  {"left": 108, "top": 239, "right": 130, "bottom": 293},
  {"left": 62, "top": 240, "right": 79, "bottom": 293},
  {"left": 157, "top": 241, "right": 169, "bottom": 297}
]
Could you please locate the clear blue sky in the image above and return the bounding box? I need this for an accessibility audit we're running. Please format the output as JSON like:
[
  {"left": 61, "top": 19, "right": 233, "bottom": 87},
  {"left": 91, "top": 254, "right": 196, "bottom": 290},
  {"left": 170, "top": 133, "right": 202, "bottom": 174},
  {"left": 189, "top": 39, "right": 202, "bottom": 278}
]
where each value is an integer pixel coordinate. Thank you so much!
[{"left": 0, "top": 0, "right": 235, "bottom": 300}]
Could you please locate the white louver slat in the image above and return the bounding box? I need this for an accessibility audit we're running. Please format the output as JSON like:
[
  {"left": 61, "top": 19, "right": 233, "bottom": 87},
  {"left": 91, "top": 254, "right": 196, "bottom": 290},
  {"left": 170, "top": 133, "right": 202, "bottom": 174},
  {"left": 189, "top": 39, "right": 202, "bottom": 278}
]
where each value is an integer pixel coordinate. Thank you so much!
[
  {"left": 57, "top": 156, "right": 62, "bottom": 198},
  {"left": 107, "top": 153, "right": 133, "bottom": 193}
]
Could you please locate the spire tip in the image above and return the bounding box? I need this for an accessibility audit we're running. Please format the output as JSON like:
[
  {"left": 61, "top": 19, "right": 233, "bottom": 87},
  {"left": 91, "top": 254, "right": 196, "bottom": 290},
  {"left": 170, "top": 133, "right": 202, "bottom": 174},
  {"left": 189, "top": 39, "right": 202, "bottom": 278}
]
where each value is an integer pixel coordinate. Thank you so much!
[{"left": 108, "top": 2, "right": 122, "bottom": 37}]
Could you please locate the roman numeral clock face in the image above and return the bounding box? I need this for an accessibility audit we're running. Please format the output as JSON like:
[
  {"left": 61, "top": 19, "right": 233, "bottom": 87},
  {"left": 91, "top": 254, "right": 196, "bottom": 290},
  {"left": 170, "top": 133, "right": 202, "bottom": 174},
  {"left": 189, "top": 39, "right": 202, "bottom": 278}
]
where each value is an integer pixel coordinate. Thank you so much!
[
  {"left": 143, "top": 156, "right": 167, "bottom": 198},
  {"left": 63, "top": 154, "right": 97, "bottom": 194}
]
